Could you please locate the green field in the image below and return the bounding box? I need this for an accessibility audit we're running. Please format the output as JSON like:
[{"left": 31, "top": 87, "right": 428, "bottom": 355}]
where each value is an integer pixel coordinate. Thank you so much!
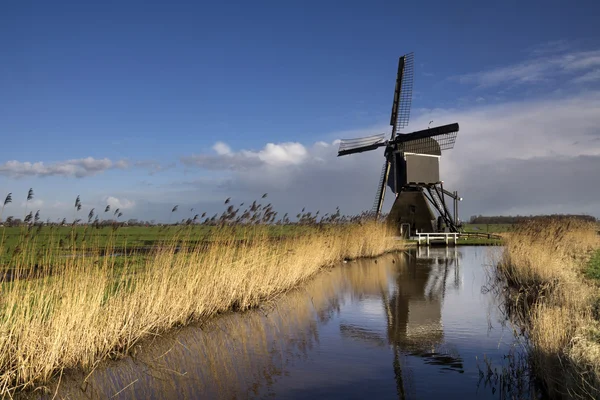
[
  {"left": 0, "top": 224, "right": 318, "bottom": 267},
  {"left": 461, "top": 223, "right": 513, "bottom": 233},
  {"left": 0, "top": 224, "right": 317, "bottom": 246}
]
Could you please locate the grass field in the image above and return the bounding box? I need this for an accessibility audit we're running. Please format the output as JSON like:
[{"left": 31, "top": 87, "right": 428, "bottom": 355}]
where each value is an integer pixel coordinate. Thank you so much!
[
  {"left": 0, "top": 224, "right": 321, "bottom": 267},
  {"left": 0, "top": 224, "right": 314, "bottom": 247}
]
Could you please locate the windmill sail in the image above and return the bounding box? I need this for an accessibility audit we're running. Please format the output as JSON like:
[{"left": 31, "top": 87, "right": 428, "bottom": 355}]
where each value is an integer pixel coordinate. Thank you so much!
[
  {"left": 397, "top": 123, "right": 459, "bottom": 155},
  {"left": 372, "top": 161, "right": 391, "bottom": 215},
  {"left": 390, "top": 52, "right": 414, "bottom": 135},
  {"left": 373, "top": 52, "right": 415, "bottom": 217},
  {"left": 337, "top": 133, "right": 386, "bottom": 156}
]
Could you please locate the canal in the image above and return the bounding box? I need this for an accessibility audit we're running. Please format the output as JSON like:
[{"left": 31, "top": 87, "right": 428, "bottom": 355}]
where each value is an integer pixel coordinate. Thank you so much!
[{"left": 49, "top": 246, "right": 540, "bottom": 399}]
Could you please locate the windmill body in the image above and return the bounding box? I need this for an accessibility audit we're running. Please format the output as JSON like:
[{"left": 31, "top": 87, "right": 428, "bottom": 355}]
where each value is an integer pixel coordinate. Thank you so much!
[{"left": 337, "top": 53, "right": 462, "bottom": 234}]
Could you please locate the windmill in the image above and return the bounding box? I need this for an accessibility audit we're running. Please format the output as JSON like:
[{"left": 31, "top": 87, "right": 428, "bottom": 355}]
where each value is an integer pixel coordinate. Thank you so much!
[{"left": 337, "top": 53, "right": 462, "bottom": 234}]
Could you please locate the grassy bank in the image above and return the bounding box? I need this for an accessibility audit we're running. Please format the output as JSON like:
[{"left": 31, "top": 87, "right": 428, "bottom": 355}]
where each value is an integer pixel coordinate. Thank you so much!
[
  {"left": 498, "top": 219, "right": 600, "bottom": 398},
  {"left": 0, "top": 222, "right": 401, "bottom": 396}
]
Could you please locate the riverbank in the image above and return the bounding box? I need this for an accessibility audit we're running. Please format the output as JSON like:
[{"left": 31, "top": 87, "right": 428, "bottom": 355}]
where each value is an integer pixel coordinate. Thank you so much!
[
  {"left": 497, "top": 219, "right": 600, "bottom": 398},
  {"left": 0, "top": 223, "right": 402, "bottom": 396}
]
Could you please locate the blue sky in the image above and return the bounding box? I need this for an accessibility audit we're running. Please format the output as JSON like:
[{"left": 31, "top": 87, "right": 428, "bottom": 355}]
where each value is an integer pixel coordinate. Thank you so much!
[{"left": 2, "top": 0, "right": 600, "bottom": 222}]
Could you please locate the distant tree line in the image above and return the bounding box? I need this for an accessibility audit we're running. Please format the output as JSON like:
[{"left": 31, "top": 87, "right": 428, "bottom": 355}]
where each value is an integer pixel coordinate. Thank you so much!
[{"left": 468, "top": 214, "right": 598, "bottom": 224}]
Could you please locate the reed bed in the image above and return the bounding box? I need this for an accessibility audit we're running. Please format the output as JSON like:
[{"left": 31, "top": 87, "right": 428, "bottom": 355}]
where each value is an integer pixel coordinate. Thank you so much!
[
  {"left": 498, "top": 219, "right": 600, "bottom": 399},
  {"left": 47, "top": 253, "right": 401, "bottom": 399},
  {"left": 0, "top": 218, "right": 401, "bottom": 396}
]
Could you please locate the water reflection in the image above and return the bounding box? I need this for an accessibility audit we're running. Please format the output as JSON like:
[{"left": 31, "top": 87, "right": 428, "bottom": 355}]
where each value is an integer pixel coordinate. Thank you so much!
[
  {"left": 36, "top": 248, "right": 534, "bottom": 399},
  {"left": 388, "top": 250, "right": 464, "bottom": 398}
]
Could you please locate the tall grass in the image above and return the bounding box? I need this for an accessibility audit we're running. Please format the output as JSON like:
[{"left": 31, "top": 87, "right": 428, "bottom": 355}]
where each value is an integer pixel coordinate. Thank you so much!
[
  {"left": 497, "top": 219, "right": 600, "bottom": 399},
  {"left": 0, "top": 217, "right": 401, "bottom": 395},
  {"left": 48, "top": 252, "right": 401, "bottom": 399}
]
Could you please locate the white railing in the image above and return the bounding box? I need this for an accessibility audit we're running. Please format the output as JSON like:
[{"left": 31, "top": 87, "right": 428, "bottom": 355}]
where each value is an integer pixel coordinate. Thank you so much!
[{"left": 416, "top": 232, "right": 459, "bottom": 246}]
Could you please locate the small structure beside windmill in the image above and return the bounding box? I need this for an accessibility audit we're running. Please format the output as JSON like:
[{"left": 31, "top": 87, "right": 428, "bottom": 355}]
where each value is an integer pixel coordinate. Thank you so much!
[{"left": 337, "top": 53, "right": 462, "bottom": 235}]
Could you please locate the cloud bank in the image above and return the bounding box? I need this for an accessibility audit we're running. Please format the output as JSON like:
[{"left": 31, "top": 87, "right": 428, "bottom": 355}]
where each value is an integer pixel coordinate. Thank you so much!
[
  {"left": 176, "top": 92, "right": 600, "bottom": 219},
  {"left": 181, "top": 141, "right": 310, "bottom": 170},
  {"left": 6, "top": 90, "right": 598, "bottom": 222},
  {"left": 0, "top": 157, "right": 127, "bottom": 178},
  {"left": 0, "top": 157, "right": 177, "bottom": 179},
  {"left": 457, "top": 49, "right": 600, "bottom": 87}
]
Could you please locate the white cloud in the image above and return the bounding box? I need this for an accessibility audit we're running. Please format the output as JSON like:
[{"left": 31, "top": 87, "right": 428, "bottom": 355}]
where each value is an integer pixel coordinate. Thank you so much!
[
  {"left": 411, "top": 92, "right": 600, "bottom": 168},
  {"left": 104, "top": 196, "right": 136, "bottom": 210},
  {"left": 133, "top": 160, "right": 175, "bottom": 174},
  {"left": 0, "top": 157, "right": 174, "bottom": 178},
  {"left": 213, "top": 142, "right": 231, "bottom": 155},
  {"left": 572, "top": 69, "right": 600, "bottom": 84},
  {"left": 529, "top": 40, "right": 571, "bottom": 56},
  {"left": 114, "top": 160, "right": 129, "bottom": 169},
  {"left": 20, "top": 199, "right": 44, "bottom": 208},
  {"left": 566, "top": 51, "right": 600, "bottom": 71},
  {"left": 457, "top": 49, "right": 600, "bottom": 88},
  {"left": 181, "top": 141, "right": 310, "bottom": 170},
  {"left": 257, "top": 142, "right": 308, "bottom": 165},
  {"left": 0, "top": 157, "right": 128, "bottom": 178}
]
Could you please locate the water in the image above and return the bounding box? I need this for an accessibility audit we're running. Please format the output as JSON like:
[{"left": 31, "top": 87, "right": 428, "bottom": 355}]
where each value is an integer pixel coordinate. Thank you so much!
[{"left": 51, "top": 246, "right": 539, "bottom": 399}]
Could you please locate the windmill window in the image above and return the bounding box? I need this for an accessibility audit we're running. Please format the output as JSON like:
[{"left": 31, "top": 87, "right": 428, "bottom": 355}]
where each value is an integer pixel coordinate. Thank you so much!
[{"left": 409, "top": 205, "right": 416, "bottom": 214}]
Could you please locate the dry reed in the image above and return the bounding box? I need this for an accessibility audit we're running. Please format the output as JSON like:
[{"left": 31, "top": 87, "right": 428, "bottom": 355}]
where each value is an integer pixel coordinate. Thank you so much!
[
  {"left": 45, "top": 253, "right": 401, "bottom": 399},
  {"left": 498, "top": 219, "right": 600, "bottom": 399},
  {"left": 0, "top": 221, "right": 401, "bottom": 396}
]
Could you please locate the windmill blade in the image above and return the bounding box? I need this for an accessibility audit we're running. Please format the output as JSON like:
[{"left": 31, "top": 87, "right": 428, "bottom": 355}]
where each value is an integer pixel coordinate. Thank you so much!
[
  {"left": 337, "top": 133, "right": 386, "bottom": 156},
  {"left": 390, "top": 52, "right": 415, "bottom": 136},
  {"left": 372, "top": 157, "right": 393, "bottom": 218},
  {"left": 396, "top": 123, "right": 459, "bottom": 155}
]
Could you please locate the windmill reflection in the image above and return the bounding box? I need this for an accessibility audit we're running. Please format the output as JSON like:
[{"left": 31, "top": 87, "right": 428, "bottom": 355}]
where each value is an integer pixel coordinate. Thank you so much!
[
  {"left": 386, "top": 248, "right": 464, "bottom": 398},
  {"left": 340, "top": 247, "right": 464, "bottom": 399}
]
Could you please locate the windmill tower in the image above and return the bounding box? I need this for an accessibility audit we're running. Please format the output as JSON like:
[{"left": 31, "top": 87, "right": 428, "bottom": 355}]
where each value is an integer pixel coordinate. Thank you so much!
[{"left": 337, "top": 53, "right": 462, "bottom": 234}]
